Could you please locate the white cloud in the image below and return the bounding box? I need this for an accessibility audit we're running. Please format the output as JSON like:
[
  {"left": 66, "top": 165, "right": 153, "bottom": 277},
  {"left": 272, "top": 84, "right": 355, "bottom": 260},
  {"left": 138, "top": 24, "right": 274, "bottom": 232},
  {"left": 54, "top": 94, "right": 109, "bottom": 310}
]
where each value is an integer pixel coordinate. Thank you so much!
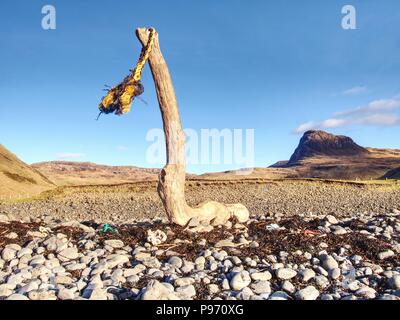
[
  {"left": 342, "top": 86, "right": 367, "bottom": 96},
  {"left": 368, "top": 99, "right": 400, "bottom": 111},
  {"left": 56, "top": 153, "right": 85, "bottom": 160},
  {"left": 293, "top": 122, "right": 316, "bottom": 134},
  {"left": 358, "top": 113, "right": 400, "bottom": 126},
  {"left": 336, "top": 98, "right": 400, "bottom": 117},
  {"left": 320, "top": 118, "right": 349, "bottom": 128},
  {"left": 293, "top": 119, "right": 350, "bottom": 133},
  {"left": 294, "top": 97, "right": 400, "bottom": 134}
]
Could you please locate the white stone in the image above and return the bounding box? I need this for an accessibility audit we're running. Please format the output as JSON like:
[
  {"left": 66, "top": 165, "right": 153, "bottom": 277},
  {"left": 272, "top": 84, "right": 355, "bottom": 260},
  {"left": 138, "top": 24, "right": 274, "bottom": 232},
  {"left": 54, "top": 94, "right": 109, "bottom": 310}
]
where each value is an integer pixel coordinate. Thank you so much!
[
  {"left": 18, "top": 280, "right": 40, "bottom": 294},
  {"left": 331, "top": 226, "right": 347, "bottom": 235},
  {"left": 168, "top": 256, "right": 183, "bottom": 268},
  {"left": 28, "top": 290, "right": 57, "bottom": 300},
  {"left": 282, "top": 280, "right": 296, "bottom": 294},
  {"left": 195, "top": 256, "right": 206, "bottom": 265},
  {"left": 17, "top": 248, "right": 33, "bottom": 258},
  {"left": 88, "top": 288, "right": 108, "bottom": 300},
  {"left": 141, "top": 280, "right": 179, "bottom": 300},
  {"left": 329, "top": 268, "right": 341, "bottom": 279},
  {"left": 55, "top": 275, "right": 74, "bottom": 285},
  {"left": 269, "top": 291, "right": 290, "bottom": 300},
  {"left": 0, "top": 213, "right": 10, "bottom": 222},
  {"left": 6, "top": 232, "right": 18, "bottom": 239},
  {"left": 175, "top": 277, "right": 195, "bottom": 287},
  {"left": 296, "top": 286, "right": 320, "bottom": 300},
  {"left": 43, "top": 236, "right": 68, "bottom": 252},
  {"left": 301, "top": 268, "right": 316, "bottom": 282},
  {"left": 250, "top": 281, "right": 271, "bottom": 294},
  {"left": 57, "top": 288, "right": 75, "bottom": 300},
  {"left": 181, "top": 261, "right": 194, "bottom": 273},
  {"left": 208, "top": 284, "right": 219, "bottom": 294},
  {"left": 0, "top": 283, "right": 13, "bottom": 297},
  {"left": 147, "top": 230, "right": 167, "bottom": 246},
  {"left": 314, "top": 266, "right": 329, "bottom": 276},
  {"left": 1, "top": 248, "right": 16, "bottom": 261},
  {"left": 325, "top": 215, "right": 338, "bottom": 224},
  {"left": 215, "top": 239, "right": 237, "bottom": 248},
  {"left": 250, "top": 271, "right": 272, "bottom": 281},
  {"left": 176, "top": 285, "right": 196, "bottom": 299},
  {"left": 7, "top": 273, "right": 24, "bottom": 287},
  {"left": 30, "top": 256, "right": 46, "bottom": 266},
  {"left": 124, "top": 264, "right": 146, "bottom": 277},
  {"left": 106, "top": 254, "right": 130, "bottom": 269},
  {"left": 58, "top": 247, "right": 79, "bottom": 261},
  {"left": 222, "top": 278, "right": 230, "bottom": 290},
  {"left": 6, "top": 294, "right": 29, "bottom": 300},
  {"left": 378, "top": 250, "right": 395, "bottom": 260},
  {"left": 356, "top": 286, "right": 376, "bottom": 299},
  {"left": 230, "top": 271, "right": 251, "bottom": 291},
  {"left": 56, "top": 221, "right": 95, "bottom": 233},
  {"left": 104, "top": 239, "right": 124, "bottom": 249},
  {"left": 276, "top": 268, "right": 297, "bottom": 280},
  {"left": 142, "top": 257, "right": 161, "bottom": 269},
  {"left": 320, "top": 254, "right": 339, "bottom": 271},
  {"left": 314, "top": 275, "right": 330, "bottom": 289},
  {"left": 347, "top": 281, "right": 360, "bottom": 291},
  {"left": 237, "top": 287, "right": 254, "bottom": 300}
]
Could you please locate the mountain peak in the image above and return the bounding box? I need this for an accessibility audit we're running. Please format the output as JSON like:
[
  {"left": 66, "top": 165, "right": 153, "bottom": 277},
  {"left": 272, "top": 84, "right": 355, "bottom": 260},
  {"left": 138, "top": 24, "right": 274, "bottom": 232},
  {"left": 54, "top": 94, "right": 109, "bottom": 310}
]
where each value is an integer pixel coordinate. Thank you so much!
[{"left": 287, "top": 130, "right": 369, "bottom": 165}]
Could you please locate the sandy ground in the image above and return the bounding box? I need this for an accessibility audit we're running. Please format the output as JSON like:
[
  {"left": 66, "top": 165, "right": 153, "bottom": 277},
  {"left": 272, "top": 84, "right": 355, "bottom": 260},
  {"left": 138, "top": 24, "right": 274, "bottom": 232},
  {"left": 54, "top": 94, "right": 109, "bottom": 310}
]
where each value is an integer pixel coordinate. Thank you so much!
[{"left": 1, "top": 180, "right": 399, "bottom": 224}]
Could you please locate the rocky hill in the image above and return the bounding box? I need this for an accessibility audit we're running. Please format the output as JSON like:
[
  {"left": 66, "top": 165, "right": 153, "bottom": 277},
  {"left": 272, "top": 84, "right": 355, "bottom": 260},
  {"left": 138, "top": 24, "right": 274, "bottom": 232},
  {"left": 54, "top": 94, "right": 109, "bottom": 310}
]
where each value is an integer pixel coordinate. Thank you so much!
[
  {"left": 287, "top": 130, "right": 369, "bottom": 165},
  {"left": 272, "top": 131, "right": 400, "bottom": 180},
  {"left": 32, "top": 161, "right": 160, "bottom": 186},
  {"left": 0, "top": 144, "right": 55, "bottom": 199}
]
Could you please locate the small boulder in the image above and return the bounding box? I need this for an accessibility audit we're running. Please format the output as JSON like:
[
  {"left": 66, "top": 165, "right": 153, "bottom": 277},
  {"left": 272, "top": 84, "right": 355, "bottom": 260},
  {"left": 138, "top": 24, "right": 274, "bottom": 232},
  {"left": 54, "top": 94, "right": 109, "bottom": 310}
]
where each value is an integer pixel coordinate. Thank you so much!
[
  {"left": 141, "top": 280, "right": 180, "bottom": 300},
  {"left": 276, "top": 268, "right": 297, "bottom": 280},
  {"left": 296, "top": 286, "right": 320, "bottom": 300},
  {"left": 230, "top": 271, "right": 251, "bottom": 291}
]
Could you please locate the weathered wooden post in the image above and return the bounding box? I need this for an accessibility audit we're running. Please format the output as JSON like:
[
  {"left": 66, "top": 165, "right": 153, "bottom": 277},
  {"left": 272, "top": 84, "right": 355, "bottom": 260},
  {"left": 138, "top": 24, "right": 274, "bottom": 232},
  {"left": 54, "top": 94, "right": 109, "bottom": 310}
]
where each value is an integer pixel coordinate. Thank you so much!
[{"left": 135, "top": 28, "right": 249, "bottom": 227}]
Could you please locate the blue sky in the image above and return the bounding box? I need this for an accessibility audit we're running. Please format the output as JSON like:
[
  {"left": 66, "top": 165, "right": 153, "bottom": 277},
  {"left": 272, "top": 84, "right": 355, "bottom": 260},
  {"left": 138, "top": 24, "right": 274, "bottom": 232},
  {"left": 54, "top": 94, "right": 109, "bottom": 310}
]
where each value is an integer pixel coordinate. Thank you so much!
[{"left": 1, "top": 0, "right": 399, "bottom": 173}]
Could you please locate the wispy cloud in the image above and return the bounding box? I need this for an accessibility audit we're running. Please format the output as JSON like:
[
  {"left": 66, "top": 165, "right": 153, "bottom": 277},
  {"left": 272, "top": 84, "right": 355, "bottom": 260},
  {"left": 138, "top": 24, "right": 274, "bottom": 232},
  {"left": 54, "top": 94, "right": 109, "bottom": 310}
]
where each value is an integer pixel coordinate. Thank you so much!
[
  {"left": 294, "top": 122, "right": 316, "bottom": 133},
  {"left": 293, "top": 97, "right": 400, "bottom": 134},
  {"left": 116, "top": 145, "right": 129, "bottom": 152},
  {"left": 342, "top": 86, "right": 367, "bottom": 96},
  {"left": 359, "top": 113, "right": 400, "bottom": 126},
  {"left": 56, "top": 153, "right": 85, "bottom": 160},
  {"left": 335, "top": 98, "right": 400, "bottom": 117}
]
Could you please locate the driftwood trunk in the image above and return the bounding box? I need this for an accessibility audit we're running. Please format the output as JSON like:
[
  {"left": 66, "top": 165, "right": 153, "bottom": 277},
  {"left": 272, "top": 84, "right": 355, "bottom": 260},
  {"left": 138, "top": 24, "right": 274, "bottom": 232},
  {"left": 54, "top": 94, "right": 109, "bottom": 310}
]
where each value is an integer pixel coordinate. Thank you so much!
[{"left": 136, "top": 28, "right": 249, "bottom": 227}]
